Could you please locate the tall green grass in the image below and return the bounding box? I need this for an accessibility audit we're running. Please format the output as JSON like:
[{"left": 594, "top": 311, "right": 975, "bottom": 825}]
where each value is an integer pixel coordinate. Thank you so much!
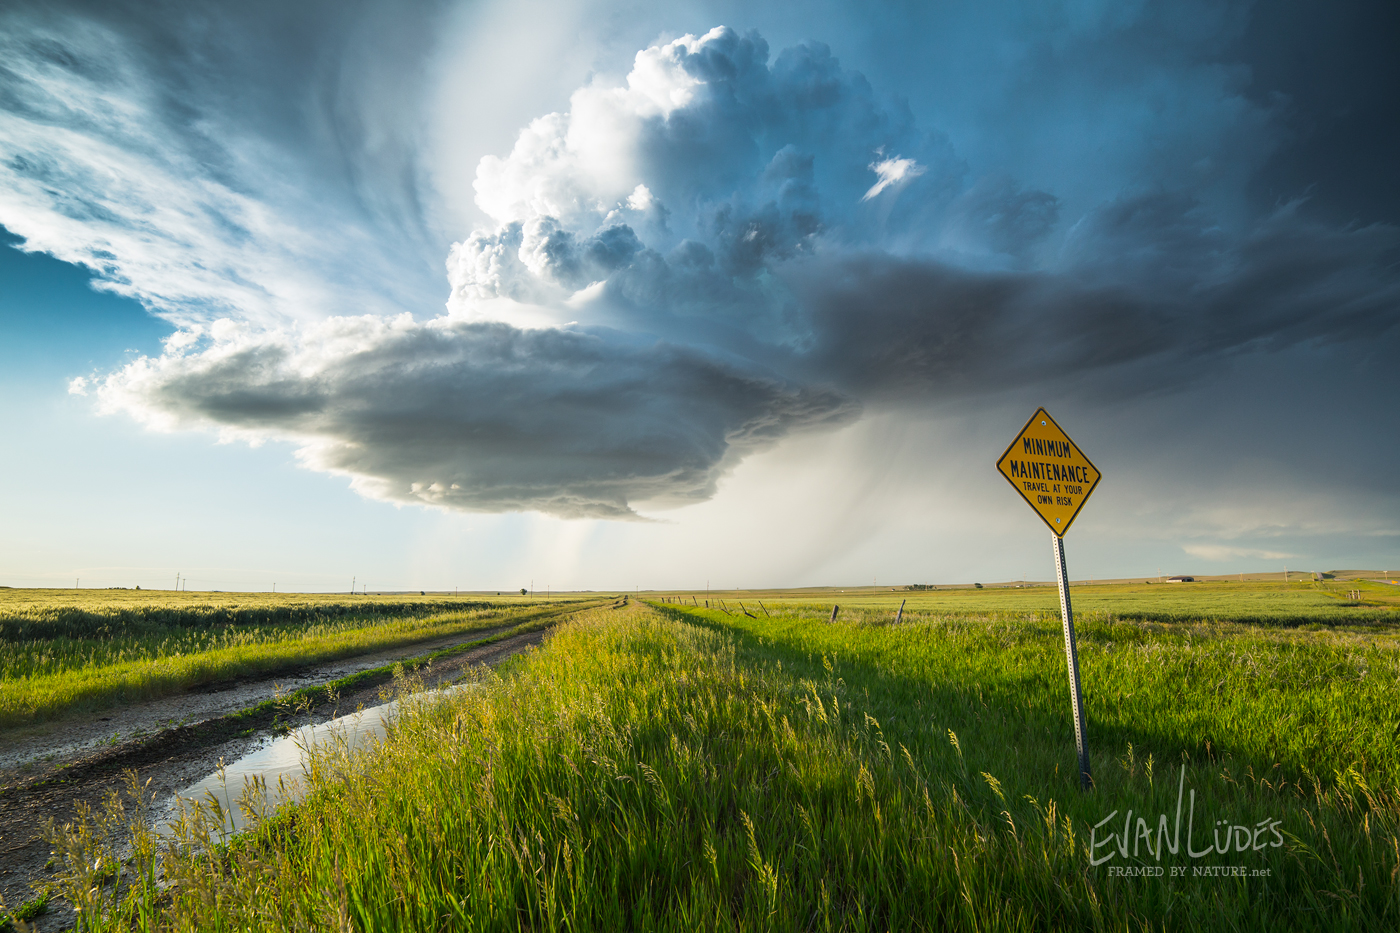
[
  {"left": 52, "top": 602, "right": 1400, "bottom": 931},
  {"left": 0, "top": 600, "right": 594, "bottom": 729},
  {"left": 721, "top": 602, "right": 1400, "bottom": 787}
]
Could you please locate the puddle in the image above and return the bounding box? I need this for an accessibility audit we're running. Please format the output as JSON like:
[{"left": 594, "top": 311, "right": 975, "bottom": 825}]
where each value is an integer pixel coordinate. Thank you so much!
[{"left": 164, "top": 684, "right": 472, "bottom": 837}]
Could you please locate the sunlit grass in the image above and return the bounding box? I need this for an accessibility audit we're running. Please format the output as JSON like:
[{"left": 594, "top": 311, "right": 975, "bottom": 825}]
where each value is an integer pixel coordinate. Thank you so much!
[
  {"left": 721, "top": 601, "right": 1400, "bottom": 787},
  {"left": 0, "top": 595, "right": 596, "bottom": 728},
  {"left": 680, "top": 578, "right": 1400, "bottom": 624},
  {"left": 51, "top": 600, "right": 1400, "bottom": 931}
]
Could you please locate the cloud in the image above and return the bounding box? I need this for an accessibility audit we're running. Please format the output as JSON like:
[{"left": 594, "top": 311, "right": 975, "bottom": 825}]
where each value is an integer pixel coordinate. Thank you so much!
[
  {"left": 1182, "top": 544, "right": 1296, "bottom": 562},
  {"left": 447, "top": 26, "right": 1400, "bottom": 407},
  {"left": 939, "top": 174, "right": 1059, "bottom": 262},
  {"left": 448, "top": 26, "right": 962, "bottom": 328},
  {"left": 862, "top": 155, "right": 925, "bottom": 201},
  {"left": 787, "top": 200, "right": 1400, "bottom": 403},
  {"left": 7, "top": 9, "right": 1399, "bottom": 526},
  {"left": 0, "top": 2, "right": 444, "bottom": 328},
  {"left": 97, "top": 315, "right": 856, "bottom": 518}
]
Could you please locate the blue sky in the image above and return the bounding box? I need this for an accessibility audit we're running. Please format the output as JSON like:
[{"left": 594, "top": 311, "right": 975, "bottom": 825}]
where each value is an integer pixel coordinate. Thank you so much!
[{"left": 1, "top": 0, "right": 1397, "bottom": 590}]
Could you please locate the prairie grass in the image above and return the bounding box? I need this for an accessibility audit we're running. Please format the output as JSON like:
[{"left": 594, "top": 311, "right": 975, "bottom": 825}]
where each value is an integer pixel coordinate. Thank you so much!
[
  {"left": 0, "top": 596, "right": 595, "bottom": 729},
  {"left": 705, "top": 601, "right": 1400, "bottom": 795},
  {"left": 51, "top": 601, "right": 1400, "bottom": 931},
  {"left": 0, "top": 596, "right": 484, "bottom": 643},
  {"left": 697, "top": 579, "right": 1400, "bottom": 626}
]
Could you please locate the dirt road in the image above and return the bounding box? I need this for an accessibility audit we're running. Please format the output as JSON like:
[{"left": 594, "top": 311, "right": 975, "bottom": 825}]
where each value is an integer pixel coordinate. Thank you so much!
[{"left": 0, "top": 624, "right": 556, "bottom": 929}]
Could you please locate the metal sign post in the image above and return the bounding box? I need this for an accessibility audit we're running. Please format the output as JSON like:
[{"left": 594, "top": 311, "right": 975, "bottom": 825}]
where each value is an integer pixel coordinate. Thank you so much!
[
  {"left": 995, "top": 408, "right": 1101, "bottom": 791},
  {"left": 1052, "top": 531, "right": 1092, "bottom": 789}
]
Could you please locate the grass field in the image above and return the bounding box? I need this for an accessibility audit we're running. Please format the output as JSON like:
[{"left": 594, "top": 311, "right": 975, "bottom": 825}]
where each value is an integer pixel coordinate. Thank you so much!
[
  {"left": 660, "top": 577, "right": 1400, "bottom": 623},
  {"left": 0, "top": 591, "right": 601, "bottom": 730},
  {"left": 32, "top": 587, "right": 1400, "bottom": 931}
]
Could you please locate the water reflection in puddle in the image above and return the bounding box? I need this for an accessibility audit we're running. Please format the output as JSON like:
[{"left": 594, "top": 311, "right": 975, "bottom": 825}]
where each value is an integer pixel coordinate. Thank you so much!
[{"left": 166, "top": 684, "right": 472, "bottom": 837}]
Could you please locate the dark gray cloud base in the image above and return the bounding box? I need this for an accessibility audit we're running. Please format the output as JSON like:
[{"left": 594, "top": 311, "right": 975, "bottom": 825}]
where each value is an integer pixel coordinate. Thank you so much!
[
  {"left": 3, "top": 4, "right": 1396, "bottom": 519},
  {"left": 790, "top": 199, "right": 1400, "bottom": 401},
  {"left": 101, "top": 320, "right": 855, "bottom": 518}
]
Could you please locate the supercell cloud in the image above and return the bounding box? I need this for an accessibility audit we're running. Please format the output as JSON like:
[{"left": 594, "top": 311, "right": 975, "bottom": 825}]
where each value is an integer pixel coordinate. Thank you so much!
[{"left": 3, "top": 8, "right": 1397, "bottom": 522}]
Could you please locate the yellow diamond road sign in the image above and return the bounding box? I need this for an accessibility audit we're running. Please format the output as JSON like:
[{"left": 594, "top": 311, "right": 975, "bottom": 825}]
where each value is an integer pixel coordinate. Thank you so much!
[{"left": 996, "top": 408, "right": 1101, "bottom": 536}]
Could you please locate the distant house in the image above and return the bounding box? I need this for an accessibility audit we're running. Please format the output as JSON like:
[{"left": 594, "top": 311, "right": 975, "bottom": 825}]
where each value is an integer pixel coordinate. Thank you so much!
[{"left": 1165, "top": 575, "right": 1194, "bottom": 583}]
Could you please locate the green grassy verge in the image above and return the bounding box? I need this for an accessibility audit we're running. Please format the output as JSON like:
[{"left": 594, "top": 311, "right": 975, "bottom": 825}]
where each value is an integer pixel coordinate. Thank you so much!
[
  {"left": 50, "top": 600, "right": 1400, "bottom": 931},
  {"left": 0, "top": 599, "right": 594, "bottom": 729}
]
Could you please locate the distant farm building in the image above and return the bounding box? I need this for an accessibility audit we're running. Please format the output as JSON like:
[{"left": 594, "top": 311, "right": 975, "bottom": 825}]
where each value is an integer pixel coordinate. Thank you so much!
[{"left": 1165, "top": 575, "right": 1194, "bottom": 583}]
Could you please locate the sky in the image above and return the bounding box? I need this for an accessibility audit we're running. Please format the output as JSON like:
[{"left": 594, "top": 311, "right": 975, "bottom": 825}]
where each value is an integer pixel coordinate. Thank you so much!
[{"left": 1, "top": 0, "right": 1397, "bottom": 592}]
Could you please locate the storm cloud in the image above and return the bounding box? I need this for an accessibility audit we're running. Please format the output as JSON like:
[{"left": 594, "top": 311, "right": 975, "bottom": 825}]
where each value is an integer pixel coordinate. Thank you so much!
[
  {"left": 95, "top": 316, "right": 854, "bottom": 518},
  {"left": 449, "top": 25, "right": 1399, "bottom": 405},
  {"left": 5, "top": 5, "right": 1398, "bottom": 522},
  {"left": 790, "top": 198, "right": 1400, "bottom": 401}
]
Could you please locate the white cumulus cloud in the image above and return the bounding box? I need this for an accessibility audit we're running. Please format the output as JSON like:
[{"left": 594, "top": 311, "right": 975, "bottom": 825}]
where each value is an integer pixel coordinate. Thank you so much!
[{"left": 862, "top": 156, "right": 926, "bottom": 201}]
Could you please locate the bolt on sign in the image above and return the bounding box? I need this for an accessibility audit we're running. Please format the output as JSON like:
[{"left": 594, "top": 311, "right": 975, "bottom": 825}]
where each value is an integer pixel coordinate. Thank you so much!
[
  {"left": 995, "top": 408, "right": 1101, "bottom": 535},
  {"left": 996, "top": 408, "right": 1100, "bottom": 791}
]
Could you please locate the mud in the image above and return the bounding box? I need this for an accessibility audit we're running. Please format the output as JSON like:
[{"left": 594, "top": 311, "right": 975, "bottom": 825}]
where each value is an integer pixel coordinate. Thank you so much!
[{"left": 0, "top": 625, "right": 554, "bottom": 930}]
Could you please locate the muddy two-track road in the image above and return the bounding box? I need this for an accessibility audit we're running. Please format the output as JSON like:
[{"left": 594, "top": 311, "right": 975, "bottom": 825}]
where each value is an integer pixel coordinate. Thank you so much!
[{"left": 0, "top": 599, "right": 613, "bottom": 928}]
